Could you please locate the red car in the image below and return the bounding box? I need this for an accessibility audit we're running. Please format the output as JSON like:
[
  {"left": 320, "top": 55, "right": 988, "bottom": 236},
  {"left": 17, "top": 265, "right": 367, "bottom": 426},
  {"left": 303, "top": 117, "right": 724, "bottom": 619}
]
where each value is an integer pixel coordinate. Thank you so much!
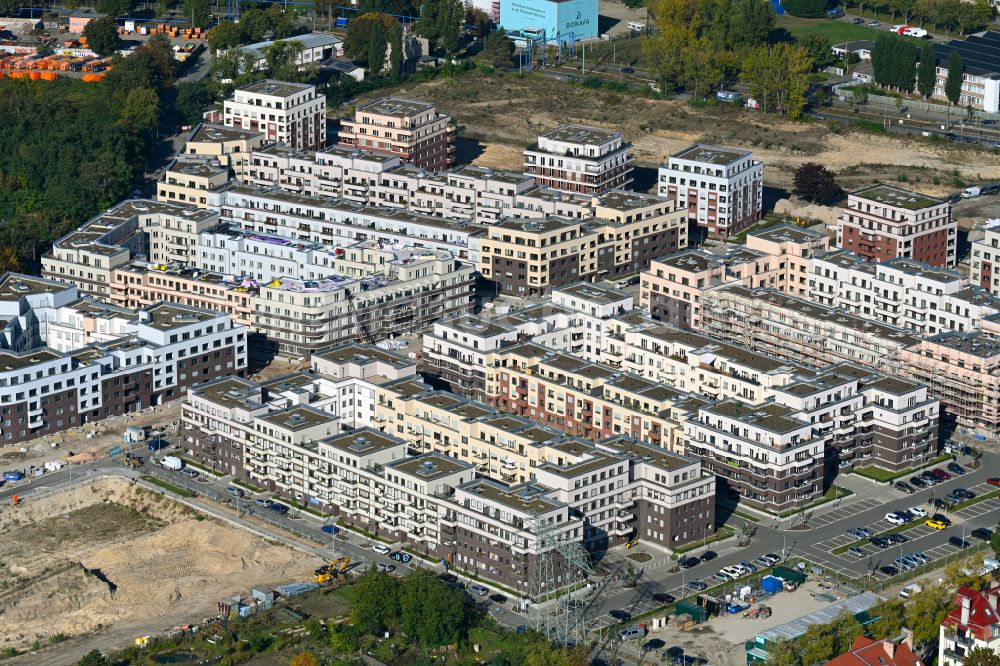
[
  {"left": 931, "top": 468, "right": 951, "bottom": 480},
  {"left": 988, "top": 477, "right": 1000, "bottom": 486}
]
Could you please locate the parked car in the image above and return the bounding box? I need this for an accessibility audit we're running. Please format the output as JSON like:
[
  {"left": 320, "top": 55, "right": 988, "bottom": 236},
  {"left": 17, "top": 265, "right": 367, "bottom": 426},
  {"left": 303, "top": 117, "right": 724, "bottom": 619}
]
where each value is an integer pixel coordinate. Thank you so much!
[
  {"left": 895, "top": 481, "right": 915, "bottom": 494},
  {"left": 321, "top": 524, "right": 338, "bottom": 534},
  {"left": 909, "top": 476, "right": 930, "bottom": 488},
  {"left": 901, "top": 554, "right": 922, "bottom": 568},
  {"left": 886, "top": 533, "right": 909, "bottom": 544},
  {"left": 851, "top": 16, "right": 864, "bottom": 23},
  {"left": 879, "top": 565, "right": 899, "bottom": 576},
  {"left": 911, "top": 552, "right": 930, "bottom": 564},
  {"left": 971, "top": 528, "right": 994, "bottom": 541},
  {"left": 180, "top": 468, "right": 198, "bottom": 479},
  {"left": 919, "top": 471, "right": 939, "bottom": 484},
  {"left": 254, "top": 498, "right": 272, "bottom": 508},
  {"left": 932, "top": 513, "right": 952, "bottom": 526},
  {"left": 762, "top": 553, "right": 782, "bottom": 564},
  {"left": 687, "top": 580, "right": 708, "bottom": 591},
  {"left": 949, "top": 536, "right": 970, "bottom": 549},
  {"left": 893, "top": 558, "right": 914, "bottom": 571},
  {"left": 469, "top": 584, "right": 489, "bottom": 597},
  {"left": 372, "top": 544, "right": 391, "bottom": 555},
  {"left": 225, "top": 486, "right": 244, "bottom": 498},
  {"left": 871, "top": 537, "right": 891, "bottom": 549},
  {"left": 653, "top": 592, "right": 676, "bottom": 604},
  {"left": 376, "top": 562, "right": 396, "bottom": 573},
  {"left": 269, "top": 502, "right": 289, "bottom": 514},
  {"left": 619, "top": 625, "right": 645, "bottom": 641},
  {"left": 700, "top": 550, "right": 718, "bottom": 562},
  {"left": 848, "top": 546, "right": 868, "bottom": 558},
  {"left": 643, "top": 638, "right": 667, "bottom": 652},
  {"left": 908, "top": 506, "right": 928, "bottom": 518},
  {"left": 947, "top": 462, "right": 966, "bottom": 475},
  {"left": 609, "top": 609, "right": 632, "bottom": 621},
  {"left": 847, "top": 527, "right": 867, "bottom": 539},
  {"left": 740, "top": 560, "right": 758, "bottom": 574},
  {"left": 987, "top": 477, "right": 1000, "bottom": 486},
  {"left": 926, "top": 518, "right": 948, "bottom": 530},
  {"left": 931, "top": 468, "right": 952, "bottom": 480},
  {"left": 885, "top": 512, "right": 907, "bottom": 526},
  {"left": 490, "top": 593, "right": 508, "bottom": 604},
  {"left": 952, "top": 488, "right": 975, "bottom": 500},
  {"left": 868, "top": 20, "right": 881, "bottom": 26},
  {"left": 679, "top": 556, "right": 700, "bottom": 569}
]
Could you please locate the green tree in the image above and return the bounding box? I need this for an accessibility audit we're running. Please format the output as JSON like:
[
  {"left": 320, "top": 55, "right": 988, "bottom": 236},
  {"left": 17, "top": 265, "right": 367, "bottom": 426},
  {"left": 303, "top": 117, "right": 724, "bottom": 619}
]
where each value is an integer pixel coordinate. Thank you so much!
[
  {"left": 945, "top": 49, "right": 965, "bottom": 106},
  {"left": 207, "top": 21, "right": 243, "bottom": 51},
  {"left": 732, "top": 0, "right": 775, "bottom": 49},
  {"left": 398, "top": 569, "right": 469, "bottom": 647},
  {"left": 387, "top": 18, "right": 403, "bottom": 77},
  {"left": 264, "top": 39, "right": 305, "bottom": 80},
  {"left": 483, "top": 29, "right": 515, "bottom": 69},
  {"left": 965, "top": 646, "right": 1000, "bottom": 666},
  {"left": 120, "top": 87, "right": 160, "bottom": 130},
  {"left": 367, "top": 19, "right": 388, "bottom": 75},
  {"left": 741, "top": 42, "right": 812, "bottom": 118},
  {"left": 918, "top": 43, "right": 937, "bottom": 97},
  {"left": 868, "top": 598, "right": 907, "bottom": 639},
  {"left": 183, "top": 0, "right": 211, "bottom": 29},
  {"left": 344, "top": 13, "right": 399, "bottom": 66},
  {"left": 211, "top": 48, "right": 262, "bottom": 93},
  {"left": 266, "top": 5, "right": 296, "bottom": 38},
  {"left": 351, "top": 569, "right": 399, "bottom": 635},
  {"left": 84, "top": 16, "right": 122, "bottom": 56},
  {"left": 793, "top": 162, "right": 844, "bottom": 204},
  {"left": 238, "top": 8, "right": 271, "bottom": 43},
  {"left": 765, "top": 639, "right": 798, "bottom": 666},
  {"left": 95, "top": 0, "right": 133, "bottom": 16},
  {"left": 905, "top": 584, "right": 951, "bottom": 647},
  {"left": 783, "top": 0, "right": 828, "bottom": 17},
  {"left": 289, "top": 652, "right": 318, "bottom": 666},
  {"left": 991, "top": 523, "right": 1000, "bottom": 558},
  {"left": 465, "top": 6, "right": 493, "bottom": 38},
  {"left": 175, "top": 79, "right": 217, "bottom": 125},
  {"left": 78, "top": 650, "right": 110, "bottom": 666},
  {"left": 801, "top": 33, "right": 835, "bottom": 70},
  {"left": 416, "top": 0, "right": 464, "bottom": 54}
]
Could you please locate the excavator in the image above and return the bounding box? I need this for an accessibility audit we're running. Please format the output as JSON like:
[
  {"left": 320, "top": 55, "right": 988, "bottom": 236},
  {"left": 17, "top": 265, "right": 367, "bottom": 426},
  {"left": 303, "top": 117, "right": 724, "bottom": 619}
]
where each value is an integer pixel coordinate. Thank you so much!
[{"left": 314, "top": 557, "right": 352, "bottom": 583}]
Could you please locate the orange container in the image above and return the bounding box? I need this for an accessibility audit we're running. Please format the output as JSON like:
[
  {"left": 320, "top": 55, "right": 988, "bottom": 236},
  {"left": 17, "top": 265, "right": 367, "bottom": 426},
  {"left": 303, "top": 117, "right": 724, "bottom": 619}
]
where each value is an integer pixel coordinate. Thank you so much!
[{"left": 41, "top": 71, "right": 57, "bottom": 81}]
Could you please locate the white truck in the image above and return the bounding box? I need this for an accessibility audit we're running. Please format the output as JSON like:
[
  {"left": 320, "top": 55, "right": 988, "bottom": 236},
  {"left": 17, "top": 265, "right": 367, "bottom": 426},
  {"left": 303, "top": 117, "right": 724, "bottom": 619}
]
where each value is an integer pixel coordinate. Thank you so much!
[
  {"left": 900, "top": 583, "right": 922, "bottom": 598},
  {"left": 962, "top": 186, "right": 982, "bottom": 198},
  {"left": 160, "top": 456, "right": 184, "bottom": 471}
]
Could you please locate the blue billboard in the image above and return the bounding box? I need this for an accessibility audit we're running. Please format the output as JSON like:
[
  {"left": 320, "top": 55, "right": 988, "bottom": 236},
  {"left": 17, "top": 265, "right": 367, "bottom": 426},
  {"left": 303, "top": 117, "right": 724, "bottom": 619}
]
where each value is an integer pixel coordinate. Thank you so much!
[{"left": 500, "top": 0, "right": 599, "bottom": 42}]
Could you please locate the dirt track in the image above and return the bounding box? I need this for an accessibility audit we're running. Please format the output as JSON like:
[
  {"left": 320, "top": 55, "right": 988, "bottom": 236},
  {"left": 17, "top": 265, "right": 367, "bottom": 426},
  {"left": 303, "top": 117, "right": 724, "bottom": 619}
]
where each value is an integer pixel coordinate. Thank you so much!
[{"left": 0, "top": 478, "right": 321, "bottom": 657}]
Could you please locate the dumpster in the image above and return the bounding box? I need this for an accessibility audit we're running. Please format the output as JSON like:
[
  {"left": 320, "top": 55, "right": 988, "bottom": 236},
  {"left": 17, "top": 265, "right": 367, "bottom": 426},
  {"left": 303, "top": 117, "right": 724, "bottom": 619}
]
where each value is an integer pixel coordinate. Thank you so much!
[
  {"left": 771, "top": 566, "right": 806, "bottom": 585},
  {"left": 761, "top": 575, "right": 783, "bottom": 594},
  {"left": 675, "top": 599, "right": 708, "bottom": 623}
]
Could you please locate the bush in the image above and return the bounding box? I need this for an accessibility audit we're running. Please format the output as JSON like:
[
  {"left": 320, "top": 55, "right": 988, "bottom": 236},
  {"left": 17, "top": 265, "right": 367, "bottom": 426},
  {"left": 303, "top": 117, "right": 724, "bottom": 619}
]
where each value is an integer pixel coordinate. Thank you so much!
[{"left": 783, "top": 0, "right": 830, "bottom": 18}]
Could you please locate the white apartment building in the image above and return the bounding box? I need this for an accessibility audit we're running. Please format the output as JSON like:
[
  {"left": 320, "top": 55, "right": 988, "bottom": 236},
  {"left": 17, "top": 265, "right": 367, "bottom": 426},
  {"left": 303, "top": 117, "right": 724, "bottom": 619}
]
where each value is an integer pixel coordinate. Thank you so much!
[
  {"left": 938, "top": 583, "right": 1000, "bottom": 666},
  {"left": 811, "top": 250, "right": 1000, "bottom": 336},
  {"left": 970, "top": 219, "right": 1000, "bottom": 296},
  {"left": 223, "top": 80, "right": 327, "bottom": 151},
  {"left": 524, "top": 125, "right": 635, "bottom": 195},
  {"left": 157, "top": 157, "right": 231, "bottom": 209},
  {"left": 658, "top": 143, "right": 764, "bottom": 239}
]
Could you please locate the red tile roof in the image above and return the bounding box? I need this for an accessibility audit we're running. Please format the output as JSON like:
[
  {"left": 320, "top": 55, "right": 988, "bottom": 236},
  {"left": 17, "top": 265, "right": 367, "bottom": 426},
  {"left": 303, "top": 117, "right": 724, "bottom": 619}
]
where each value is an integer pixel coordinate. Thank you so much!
[
  {"left": 826, "top": 637, "right": 922, "bottom": 666},
  {"left": 942, "top": 584, "right": 1000, "bottom": 642}
]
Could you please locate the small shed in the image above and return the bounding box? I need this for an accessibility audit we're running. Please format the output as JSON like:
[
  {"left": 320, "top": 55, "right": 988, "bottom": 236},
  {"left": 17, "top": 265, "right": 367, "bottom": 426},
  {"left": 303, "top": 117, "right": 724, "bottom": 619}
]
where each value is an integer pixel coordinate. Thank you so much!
[
  {"left": 251, "top": 587, "right": 275, "bottom": 609},
  {"left": 761, "top": 576, "right": 783, "bottom": 594}
]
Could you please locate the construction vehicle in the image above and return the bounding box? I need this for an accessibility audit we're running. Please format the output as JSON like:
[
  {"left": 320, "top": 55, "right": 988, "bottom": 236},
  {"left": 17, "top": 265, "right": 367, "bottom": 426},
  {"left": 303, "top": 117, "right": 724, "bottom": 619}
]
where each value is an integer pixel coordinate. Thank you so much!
[
  {"left": 314, "top": 565, "right": 332, "bottom": 583},
  {"left": 330, "top": 557, "right": 351, "bottom": 575},
  {"left": 123, "top": 453, "right": 143, "bottom": 468}
]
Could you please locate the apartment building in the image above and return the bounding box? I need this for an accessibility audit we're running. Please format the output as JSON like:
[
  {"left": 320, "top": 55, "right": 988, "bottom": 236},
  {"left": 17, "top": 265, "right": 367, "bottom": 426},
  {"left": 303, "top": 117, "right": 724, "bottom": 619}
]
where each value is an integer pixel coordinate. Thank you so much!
[
  {"left": 338, "top": 97, "right": 455, "bottom": 170},
  {"left": 938, "top": 583, "right": 1000, "bottom": 666},
  {"left": 640, "top": 225, "right": 828, "bottom": 329},
  {"left": 224, "top": 80, "right": 327, "bottom": 151},
  {"left": 524, "top": 125, "right": 635, "bottom": 195},
  {"left": 220, "top": 184, "right": 484, "bottom": 263},
  {"left": 42, "top": 199, "right": 220, "bottom": 299},
  {"left": 0, "top": 273, "right": 247, "bottom": 446},
  {"left": 478, "top": 191, "right": 687, "bottom": 296},
  {"left": 700, "top": 285, "right": 921, "bottom": 375},
  {"left": 183, "top": 123, "right": 266, "bottom": 177},
  {"left": 811, "top": 251, "right": 1000, "bottom": 336},
  {"left": 657, "top": 143, "right": 764, "bottom": 238},
  {"left": 902, "top": 331, "right": 1000, "bottom": 437},
  {"left": 837, "top": 185, "right": 956, "bottom": 267},
  {"left": 157, "top": 157, "right": 231, "bottom": 209},
  {"left": 242, "top": 143, "right": 597, "bottom": 225},
  {"left": 970, "top": 218, "right": 1000, "bottom": 296}
]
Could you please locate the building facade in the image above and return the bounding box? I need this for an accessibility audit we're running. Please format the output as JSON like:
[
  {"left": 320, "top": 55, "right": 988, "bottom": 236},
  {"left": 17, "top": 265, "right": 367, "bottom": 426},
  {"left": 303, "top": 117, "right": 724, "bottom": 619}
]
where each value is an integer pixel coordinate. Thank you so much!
[
  {"left": 970, "top": 219, "right": 1000, "bottom": 296},
  {"left": 223, "top": 80, "right": 327, "bottom": 151},
  {"left": 524, "top": 125, "right": 634, "bottom": 195},
  {"left": 837, "top": 185, "right": 956, "bottom": 267},
  {"left": 938, "top": 583, "right": 1000, "bottom": 666},
  {"left": 338, "top": 97, "right": 455, "bottom": 171},
  {"left": 657, "top": 143, "right": 764, "bottom": 239}
]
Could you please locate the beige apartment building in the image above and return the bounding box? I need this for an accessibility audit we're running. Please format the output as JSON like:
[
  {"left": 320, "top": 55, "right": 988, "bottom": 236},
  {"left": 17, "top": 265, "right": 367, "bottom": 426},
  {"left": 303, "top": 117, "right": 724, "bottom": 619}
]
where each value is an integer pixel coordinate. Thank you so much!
[
  {"left": 157, "top": 157, "right": 231, "bottom": 209},
  {"left": 640, "top": 225, "right": 827, "bottom": 329},
  {"left": 524, "top": 125, "right": 635, "bottom": 195},
  {"left": 183, "top": 123, "right": 266, "bottom": 177},
  {"left": 338, "top": 97, "right": 455, "bottom": 171},
  {"left": 223, "top": 80, "right": 327, "bottom": 151},
  {"left": 479, "top": 191, "right": 687, "bottom": 297}
]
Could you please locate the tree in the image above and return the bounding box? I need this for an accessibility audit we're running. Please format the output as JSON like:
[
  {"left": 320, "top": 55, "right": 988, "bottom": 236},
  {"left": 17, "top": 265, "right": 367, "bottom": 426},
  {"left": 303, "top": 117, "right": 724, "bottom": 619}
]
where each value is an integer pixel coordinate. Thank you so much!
[
  {"left": 416, "top": 0, "right": 464, "bottom": 54},
  {"left": 120, "top": 87, "right": 160, "bottom": 131},
  {"left": 351, "top": 569, "right": 399, "bottom": 634},
  {"left": 793, "top": 162, "right": 844, "bottom": 205},
  {"left": 483, "top": 29, "right": 515, "bottom": 69},
  {"left": 289, "top": 653, "right": 318, "bottom": 666},
  {"left": 868, "top": 598, "right": 907, "bottom": 640},
  {"left": 943, "top": 556, "right": 987, "bottom": 590},
  {"left": 918, "top": 43, "right": 937, "bottom": 97},
  {"left": 207, "top": 21, "right": 243, "bottom": 51},
  {"left": 0, "top": 247, "right": 21, "bottom": 274},
  {"left": 367, "top": 19, "right": 388, "bottom": 75},
  {"left": 732, "top": 0, "right": 776, "bottom": 49},
  {"left": 992, "top": 523, "right": 1000, "bottom": 558},
  {"left": 783, "top": 0, "right": 828, "bottom": 17},
  {"left": 965, "top": 647, "right": 1000, "bottom": 666},
  {"left": 344, "top": 13, "right": 400, "bottom": 67},
  {"left": 387, "top": 19, "right": 403, "bottom": 77},
  {"left": 945, "top": 49, "right": 965, "bottom": 106},
  {"left": 905, "top": 584, "right": 951, "bottom": 647},
  {"left": 78, "top": 650, "right": 109, "bottom": 666},
  {"left": 465, "top": 6, "right": 493, "bottom": 39},
  {"left": 266, "top": 5, "right": 296, "bottom": 39},
  {"left": 84, "top": 16, "right": 122, "bottom": 56},
  {"left": 211, "top": 48, "right": 262, "bottom": 93},
  {"left": 95, "top": 0, "right": 133, "bottom": 16},
  {"left": 801, "top": 33, "right": 835, "bottom": 70},
  {"left": 264, "top": 40, "right": 305, "bottom": 80},
  {"left": 741, "top": 42, "right": 812, "bottom": 118},
  {"left": 765, "top": 639, "right": 798, "bottom": 666},
  {"left": 183, "top": 0, "right": 212, "bottom": 29},
  {"left": 398, "top": 569, "right": 469, "bottom": 647},
  {"left": 238, "top": 8, "right": 271, "bottom": 43}
]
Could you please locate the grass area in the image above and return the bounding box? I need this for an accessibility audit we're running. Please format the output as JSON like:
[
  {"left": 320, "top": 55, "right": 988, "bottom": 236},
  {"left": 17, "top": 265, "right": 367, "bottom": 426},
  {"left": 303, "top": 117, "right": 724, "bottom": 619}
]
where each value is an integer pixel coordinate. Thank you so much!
[
  {"left": 230, "top": 477, "right": 262, "bottom": 492},
  {"left": 141, "top": 475, "right": 195, "bottom": 498},
  {"left": 179, "top": 457, "right": 218, "bottom": 476},
  {"left": 778, "top": 485, "right": 854, "bottom": 518},
  {"left": 775, "top": 14, "right": 925, "bottom": 45},
  {"left": 673, "top": 525, "right": 736, "bottom": 554},
  {"left": 852, "top": 453, "right": 950, "bottom": 482}
]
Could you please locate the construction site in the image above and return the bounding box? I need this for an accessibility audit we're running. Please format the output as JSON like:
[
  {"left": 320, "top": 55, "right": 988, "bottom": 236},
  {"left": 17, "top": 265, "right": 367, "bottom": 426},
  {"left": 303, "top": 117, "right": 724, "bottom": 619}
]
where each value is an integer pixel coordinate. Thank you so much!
[{"left": 0, "top": 477, "right": 321, "bottom": 658}]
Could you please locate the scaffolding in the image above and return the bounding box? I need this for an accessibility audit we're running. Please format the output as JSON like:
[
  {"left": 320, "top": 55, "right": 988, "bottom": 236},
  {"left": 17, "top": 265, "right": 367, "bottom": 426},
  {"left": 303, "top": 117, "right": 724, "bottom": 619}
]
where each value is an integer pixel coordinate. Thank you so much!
[{"left": 529, "top": 514, "right": 593, "bottom": 648}]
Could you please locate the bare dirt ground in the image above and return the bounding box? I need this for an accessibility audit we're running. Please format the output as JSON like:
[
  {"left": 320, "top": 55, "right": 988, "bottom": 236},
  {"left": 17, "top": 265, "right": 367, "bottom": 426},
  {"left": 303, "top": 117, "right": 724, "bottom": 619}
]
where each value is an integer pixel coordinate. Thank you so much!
[
  {"left": 0, "top": 478, "right": 322, "bottom": 657},
  {"left": 374, "top": 74, "right": 1000, "bottom": 194}
]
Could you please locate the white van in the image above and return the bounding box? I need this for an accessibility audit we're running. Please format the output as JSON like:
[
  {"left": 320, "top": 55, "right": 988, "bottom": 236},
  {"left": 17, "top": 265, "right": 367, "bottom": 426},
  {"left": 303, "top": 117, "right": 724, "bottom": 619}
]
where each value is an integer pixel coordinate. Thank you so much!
[
  {"left": 161, "top": 456, "right": 183, "bottom": 471},
  {"left": 627, "top": 21, "right": 645, "bottom": 31},
  {"left": 372, "top": 543, "right": 391, "bottom": 555},
  {"left": 900, "top": 583, "right": 922, "bottom": 598},
  {"left": 962, "top": 186, "right": 982, "bottom": 198}
]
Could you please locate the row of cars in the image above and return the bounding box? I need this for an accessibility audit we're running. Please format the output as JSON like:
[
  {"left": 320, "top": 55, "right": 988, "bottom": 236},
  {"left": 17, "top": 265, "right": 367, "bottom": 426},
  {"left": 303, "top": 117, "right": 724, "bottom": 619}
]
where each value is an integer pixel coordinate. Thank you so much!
[{"left": 893, "top": 462, "right": 966, "bottom": 494}]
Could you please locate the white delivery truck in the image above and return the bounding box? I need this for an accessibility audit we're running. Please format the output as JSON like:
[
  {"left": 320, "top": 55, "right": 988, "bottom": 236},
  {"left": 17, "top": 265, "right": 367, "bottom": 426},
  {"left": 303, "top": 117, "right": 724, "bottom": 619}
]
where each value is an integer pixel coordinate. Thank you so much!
[
  {"left": 161, "top": 456, "right": 184, "bottom": 471},
  {"left": 962, "top": 186, "right": 982, "bottom": 198}
]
